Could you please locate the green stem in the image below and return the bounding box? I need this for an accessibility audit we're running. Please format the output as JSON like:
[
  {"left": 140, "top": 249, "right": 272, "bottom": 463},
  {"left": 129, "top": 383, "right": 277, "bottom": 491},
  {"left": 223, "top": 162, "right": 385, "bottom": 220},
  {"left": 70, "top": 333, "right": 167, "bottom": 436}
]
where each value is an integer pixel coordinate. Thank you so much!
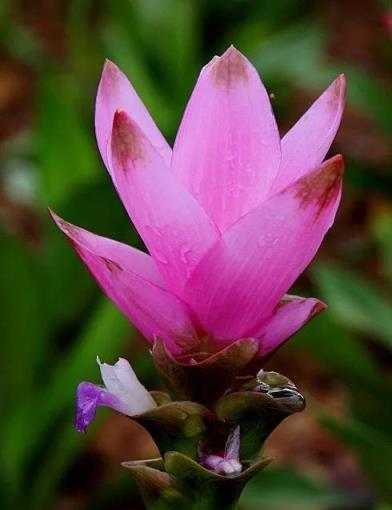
[
  {"left": 193, "top": 494, "right": 240, "bottom": 510},
  {"left": 141, "top": 494, "right": 240, "bottom": 510},
  {"left": 138, "top": 477, "right": 243, "bottom": 510}
]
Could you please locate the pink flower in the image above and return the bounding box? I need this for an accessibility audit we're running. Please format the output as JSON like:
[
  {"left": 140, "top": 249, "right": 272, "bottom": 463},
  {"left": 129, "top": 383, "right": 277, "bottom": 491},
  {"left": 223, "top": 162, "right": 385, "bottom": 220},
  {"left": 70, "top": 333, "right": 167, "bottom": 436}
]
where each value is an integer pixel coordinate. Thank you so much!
[{"left": 51, "top": 46, "right": 345, "bottom": 361}]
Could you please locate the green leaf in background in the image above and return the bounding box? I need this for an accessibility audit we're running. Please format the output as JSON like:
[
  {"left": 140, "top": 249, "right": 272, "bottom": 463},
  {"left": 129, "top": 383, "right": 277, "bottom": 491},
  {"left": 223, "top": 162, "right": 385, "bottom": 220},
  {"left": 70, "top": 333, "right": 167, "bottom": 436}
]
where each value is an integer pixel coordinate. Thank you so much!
[
  {"left": 0, "top": 299, "right": 131, "bottom": 506},
  {"left": 101, "top": 2, "right": 175, "bottom": 138},
  {"left": 293, "top": 311, "right": 380, "bottom": 387},
  {"left": 293, "top": 300, "right": 391, "bottom": 431},
  {"left": 28, "top": 422, "right": 85, "bottom": 510},
  {"left": 371, "top": 209, "right": 392, "bottom": 285},
  {"left": 125, "top": 0, "right": 201, "bottom": 98},
  {"left": 240, "top": 467, "right": 350, "bottom": 510},
  {"left": 35, "top": 74, "right": 98, "bottom": 206},
  {"left": 244, "top": 23, "right": 391, "bottom": 131},
  {"left": 0, "top": 0, "right": 44, "bottom": 66},
  {"left": 0, "top": 233, "right": 47, "bottom": 408},
  {"left": 294, "top": 271, "right": 392, "bottom": 504},
  {"left": 319, "top": 413, "right": 392, "bottom": 503},
  {"left": 67, "top": 0, "right": 102, "bottom": 82},
  {"left": 313, "top": 262, "right": 392, "bottom": 350}
]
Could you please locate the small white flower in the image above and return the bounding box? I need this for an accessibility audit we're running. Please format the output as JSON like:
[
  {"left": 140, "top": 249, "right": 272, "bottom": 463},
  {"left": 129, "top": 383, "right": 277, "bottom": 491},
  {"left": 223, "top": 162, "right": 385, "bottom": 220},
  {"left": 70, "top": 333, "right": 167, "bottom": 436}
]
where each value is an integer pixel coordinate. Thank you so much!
[{"left": 97, "top": 357, "right": 157, "bottom": 416}]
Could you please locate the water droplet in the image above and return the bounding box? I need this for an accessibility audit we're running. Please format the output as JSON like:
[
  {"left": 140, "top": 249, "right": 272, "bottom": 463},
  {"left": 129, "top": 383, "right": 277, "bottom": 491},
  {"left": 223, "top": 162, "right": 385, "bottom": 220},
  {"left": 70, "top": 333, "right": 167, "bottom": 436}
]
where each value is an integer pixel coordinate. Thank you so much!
[
  {"left": 155, "top": 251, "right": 169, "bottom": 265},
  {"left": 180, "top": 245, "right": 192, "bottom": 265}
]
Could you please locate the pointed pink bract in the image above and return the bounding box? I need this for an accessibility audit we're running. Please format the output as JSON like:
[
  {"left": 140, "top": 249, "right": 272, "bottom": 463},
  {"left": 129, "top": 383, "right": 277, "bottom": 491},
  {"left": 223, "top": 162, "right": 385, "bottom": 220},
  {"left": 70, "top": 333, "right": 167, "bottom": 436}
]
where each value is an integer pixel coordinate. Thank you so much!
[
  {"left": 50, "top": 211, "right": 199, "bottom": 354},
  {"left": 172, "top": 46, "right": 281, "bottom": 232},
  {"left": 109, "top": 109, "right": 219, "bottom": 293},
  {"left": 254, "top": 295, "right": 326, "bottom": 359},
  {"left": 95, "top": 60, "right": 171, "bottom": 172},
  {"left": 182, "top": 156, "right": 343, "bottom": 340},
  {"left": 271, "top": 74, "right": 346, "bottom": 195}
]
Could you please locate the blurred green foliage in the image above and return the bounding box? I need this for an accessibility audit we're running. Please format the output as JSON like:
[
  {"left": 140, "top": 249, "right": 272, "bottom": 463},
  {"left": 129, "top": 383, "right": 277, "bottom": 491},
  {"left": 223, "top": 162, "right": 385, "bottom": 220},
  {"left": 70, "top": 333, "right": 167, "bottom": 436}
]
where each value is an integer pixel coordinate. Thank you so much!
[{"left": 0, "top": 1, "right": 390, "bottom": 509}]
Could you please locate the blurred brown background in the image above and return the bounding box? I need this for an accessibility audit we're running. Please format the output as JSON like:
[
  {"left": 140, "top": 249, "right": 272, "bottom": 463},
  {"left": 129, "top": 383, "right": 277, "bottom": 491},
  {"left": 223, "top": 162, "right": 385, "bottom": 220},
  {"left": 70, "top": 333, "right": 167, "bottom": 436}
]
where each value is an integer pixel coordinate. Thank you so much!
[{"left": 0, "top": 1, "right": 391, "bottom": 509}]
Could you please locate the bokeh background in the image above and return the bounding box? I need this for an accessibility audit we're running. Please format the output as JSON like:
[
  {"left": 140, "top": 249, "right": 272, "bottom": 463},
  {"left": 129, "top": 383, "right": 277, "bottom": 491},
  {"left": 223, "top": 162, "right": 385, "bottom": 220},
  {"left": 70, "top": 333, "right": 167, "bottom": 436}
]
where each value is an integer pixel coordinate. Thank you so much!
[{"left": 0, "top": 0, "right": 391, "bottom": 509}]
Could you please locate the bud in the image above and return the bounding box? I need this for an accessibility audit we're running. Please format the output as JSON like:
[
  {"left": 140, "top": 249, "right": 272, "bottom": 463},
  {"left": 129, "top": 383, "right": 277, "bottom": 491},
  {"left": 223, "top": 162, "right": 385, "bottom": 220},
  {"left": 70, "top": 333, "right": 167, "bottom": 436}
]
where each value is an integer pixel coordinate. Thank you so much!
[{"left": 199, "top": 427, "right": 242, "bottom": 476}]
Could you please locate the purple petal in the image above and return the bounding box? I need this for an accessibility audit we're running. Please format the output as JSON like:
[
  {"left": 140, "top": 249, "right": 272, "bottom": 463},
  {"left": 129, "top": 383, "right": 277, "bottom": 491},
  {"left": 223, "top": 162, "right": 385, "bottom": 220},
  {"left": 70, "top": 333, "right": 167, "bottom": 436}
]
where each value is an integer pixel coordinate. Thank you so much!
[
  {"left": 75, "top": 381, "right": 120, "bottom": 433},
  {"left": 200, "top": 426, "right": 242, "bottom": 475},
  {"left": 224, "top": 426, "right": 240, "bottom": 461},
  {"left": 202, "top": 454, "right": 223, "bottom": 471},
  {"left": 204, "top": 457, "right": 242, "bottom": 475}
]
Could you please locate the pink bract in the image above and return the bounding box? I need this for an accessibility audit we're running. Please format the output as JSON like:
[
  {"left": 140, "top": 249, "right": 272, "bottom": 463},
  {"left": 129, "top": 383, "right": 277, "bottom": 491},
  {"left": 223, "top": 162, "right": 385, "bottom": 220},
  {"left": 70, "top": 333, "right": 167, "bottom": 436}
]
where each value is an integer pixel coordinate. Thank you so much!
[{"left": 51, "top": 46, "right": 345, "bottom": 360}]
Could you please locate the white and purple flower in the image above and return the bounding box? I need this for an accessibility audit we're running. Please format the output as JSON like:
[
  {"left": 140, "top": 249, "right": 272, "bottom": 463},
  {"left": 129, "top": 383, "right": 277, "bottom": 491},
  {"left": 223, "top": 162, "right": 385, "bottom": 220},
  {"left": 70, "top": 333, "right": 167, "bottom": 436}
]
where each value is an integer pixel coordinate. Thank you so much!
[
  {"left": 76, "top": 357, "right": 156, "bottom": 432},
  {"left": 200, "top": 426, "right": 242, "bottom": 476}
]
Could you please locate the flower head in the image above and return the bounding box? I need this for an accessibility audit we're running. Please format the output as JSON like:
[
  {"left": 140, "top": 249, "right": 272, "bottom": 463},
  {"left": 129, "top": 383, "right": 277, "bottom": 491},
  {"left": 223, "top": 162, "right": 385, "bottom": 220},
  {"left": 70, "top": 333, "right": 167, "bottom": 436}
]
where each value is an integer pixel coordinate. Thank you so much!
[{"left": 52, "top": 46, "right": 345, "bottom": 361}]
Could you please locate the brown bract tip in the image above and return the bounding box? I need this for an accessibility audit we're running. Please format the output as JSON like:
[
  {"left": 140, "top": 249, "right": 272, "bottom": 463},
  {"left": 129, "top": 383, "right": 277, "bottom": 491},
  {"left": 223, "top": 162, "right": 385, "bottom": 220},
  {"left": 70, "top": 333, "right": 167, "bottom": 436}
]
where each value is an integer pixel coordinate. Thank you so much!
[
  {"left": 49, "top": 209, "right": 82, "bottom": 242},
  {"left": 103, "top": 59, "right": 119, "bottom": 80},
  {"left": 211, "top": 45, "right": 249, "bottom": 87},
  {"left": 328, "top": 74, "right": 346, "bottom": 106},
  {"left": 112, "top": 110, "right": 144, "bottom": 169},
  {"left": 294, "top": 155, "right": 344, "bottom": 217},
  {"left": 276, "top": 295, "right": 304, "bottom": 309},
  {"left": 309, "top": 300, "right": 327, "bottom": 319}
]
